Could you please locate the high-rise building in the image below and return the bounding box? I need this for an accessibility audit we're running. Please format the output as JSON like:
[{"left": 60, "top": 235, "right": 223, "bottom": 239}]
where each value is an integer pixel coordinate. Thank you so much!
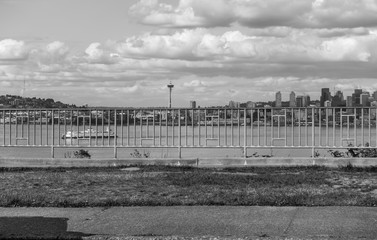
[
  {"left": 346, "top": 96, "right": 353, "bottom": 107},
  {"left": 275, "top": 91, "right": 282, "bottom": 107},
  {"left": 373, "top": 91, "right": 377, "bottom": 101},
  {"left": 296, "top": 96, "right": 303, "bottom": 107},
  {"left": 320, "top": 88, "right": 331, "bottom": 107},
  {"left": 228, "top": 100, "right": 240, "bottom": 108},
  {"left": 289, "top": 91, "right": 296, "bottom": 107},
  {"left": 190, "top": 101, "right": 196, "bottom": 108},
  {"left": 352, "top": 89, "right": 362, "bottom": 106},
  {"left": 332, "top": 90, "right": 344, "bottom": 107},
  {"left": 303, "top": 95, "right": 310, "bottom": 107},
  {"left": 296, "top": 95, "right": 310, "bottom": 107},
  {"left": 325, "top": 100, "right": 332, "bottom": 116},
  {"left": 361, "top": 92, "right": 370, "bottom": 106}
]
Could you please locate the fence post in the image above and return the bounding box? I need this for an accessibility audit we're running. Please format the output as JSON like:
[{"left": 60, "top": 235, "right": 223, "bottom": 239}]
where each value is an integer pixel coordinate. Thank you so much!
[
  {"left": 243, "top": 109, "right": 247, "bottom": 158},
  {"left": 114, "top": 146, "right": 118, "bottom": 159},
  {"left": 51, "top": 146, "right": 55, "bottom": 158},
  {"left": 311, "top": 107, "right": 315, "bottom": 163}
]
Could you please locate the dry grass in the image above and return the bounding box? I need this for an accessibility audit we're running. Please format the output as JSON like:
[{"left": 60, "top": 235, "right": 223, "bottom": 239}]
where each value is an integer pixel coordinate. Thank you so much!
[{"left": 0, "top": 165, "right": 376, "bottom": 207}]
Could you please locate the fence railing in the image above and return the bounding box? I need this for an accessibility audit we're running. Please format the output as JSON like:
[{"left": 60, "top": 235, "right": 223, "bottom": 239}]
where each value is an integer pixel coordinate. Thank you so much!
[{"left": 1, "top": 107, "right": 377, "bottom": 158}]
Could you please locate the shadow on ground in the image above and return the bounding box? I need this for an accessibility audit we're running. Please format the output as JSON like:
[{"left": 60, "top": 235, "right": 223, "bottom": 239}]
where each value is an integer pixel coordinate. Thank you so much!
[{"left": 0, "top": 216, "right": 92, "bottom": 239}]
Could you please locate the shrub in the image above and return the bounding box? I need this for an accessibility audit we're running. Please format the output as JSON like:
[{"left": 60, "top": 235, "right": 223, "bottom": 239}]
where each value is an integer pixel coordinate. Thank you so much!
[
  {"left": 64, "top": 149, "right": 91, "bottom": 159},
  {"left": 328, "top": 143, "right": 377, "bottom": 158},
  {"left": 130, "top": 149, "right": 150, "bottom": 158},
  {"left": 74, "top": 149, "right": 91, "bottom": 159}
]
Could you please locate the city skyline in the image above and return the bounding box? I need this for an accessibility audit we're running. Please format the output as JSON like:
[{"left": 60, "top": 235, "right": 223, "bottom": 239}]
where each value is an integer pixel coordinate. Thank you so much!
[{"left": 1, "top": 0, "right": 377, "bottom": 107}]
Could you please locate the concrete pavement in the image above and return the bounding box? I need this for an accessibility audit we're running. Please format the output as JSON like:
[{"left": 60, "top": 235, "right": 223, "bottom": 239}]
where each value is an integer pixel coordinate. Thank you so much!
[{"left": 1, "top": 206, "right": 377, "bottom": 239}]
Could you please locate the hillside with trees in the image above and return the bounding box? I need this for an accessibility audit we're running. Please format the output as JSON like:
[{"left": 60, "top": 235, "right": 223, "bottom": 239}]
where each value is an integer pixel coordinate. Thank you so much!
[{"left": 0, "top": 95, "right": 77, "bottom": 108}]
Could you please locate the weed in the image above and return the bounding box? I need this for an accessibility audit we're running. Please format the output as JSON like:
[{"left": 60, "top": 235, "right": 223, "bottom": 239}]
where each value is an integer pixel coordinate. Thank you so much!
[
  {"left": 74, "top": 149, "right": 91, "bottom": 159},
  {"left": 64, "top": 149, "right": 91, "bottom": 159},
  {"left": 130, "top": 149, "right": 150, "bottom": 158},
  {"left": 328, "top": 143, "right": 377, "bottom": 158},
  {"left": 312, "top": 150, "right": 321, "bottom": 158}
]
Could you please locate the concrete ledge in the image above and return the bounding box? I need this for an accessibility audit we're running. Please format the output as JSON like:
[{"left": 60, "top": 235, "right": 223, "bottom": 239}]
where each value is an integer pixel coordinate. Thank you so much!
[{"left": 0, "top": 157, "right": 376, "bottom": 168}]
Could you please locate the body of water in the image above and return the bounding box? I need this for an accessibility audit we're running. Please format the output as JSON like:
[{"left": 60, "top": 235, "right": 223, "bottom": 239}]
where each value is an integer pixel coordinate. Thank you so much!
[{"left": 1, "top": 124, "right": 376, "bottom": 159}]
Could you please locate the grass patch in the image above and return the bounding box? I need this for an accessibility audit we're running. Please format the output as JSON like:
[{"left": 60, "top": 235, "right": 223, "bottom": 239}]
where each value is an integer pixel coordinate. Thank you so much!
[{"left": 0, "top": 165, "right": 376, "bottom": 207}]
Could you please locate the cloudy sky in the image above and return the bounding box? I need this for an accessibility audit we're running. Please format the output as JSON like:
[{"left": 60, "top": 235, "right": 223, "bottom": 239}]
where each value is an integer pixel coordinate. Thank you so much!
[{"left": 1, "top": 0, "right": 377, "bottom": 107}]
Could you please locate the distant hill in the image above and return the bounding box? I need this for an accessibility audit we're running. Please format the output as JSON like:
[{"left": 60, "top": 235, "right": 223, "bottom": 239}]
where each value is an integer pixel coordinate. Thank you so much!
[{"left": 0, "top": 95, "right": 77, "bottom": 108}]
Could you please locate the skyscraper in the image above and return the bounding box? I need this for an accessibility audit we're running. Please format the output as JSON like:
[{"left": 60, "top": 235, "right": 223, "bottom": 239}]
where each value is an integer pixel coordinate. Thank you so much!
[
  {"left": 296, "top": 96, "right": 304, "bottom": 107},
  {"left": 190, "top": 101, "right": 196, "bottom": 108},
  {"left": 320, "top": 88, "right": 331, "bottom": 107},
  {"left": 352, "top": 89, "right": 362, "bottom": 106},
  {"left": 275, "top": 91, "right": 282, "bottom": 107},
  {"left": 289, "top": 91, "right": 296, "bottom": 107},
  {"left": 332, "top": 90, "right": 344, "bottom": 107},
  {"left": 346, "top": 96, "right": 353, "bottom": 107},
  {"left": 361, "top": 92, "right": 370, "bottom": 106},
  {"left": 373, "top": 91, "right": 377, "bottom": 101}
]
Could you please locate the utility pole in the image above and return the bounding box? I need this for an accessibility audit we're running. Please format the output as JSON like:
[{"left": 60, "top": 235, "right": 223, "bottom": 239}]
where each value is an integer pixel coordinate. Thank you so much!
[{"left": 167, "top": 82, "right": 174, "bottom": 108}]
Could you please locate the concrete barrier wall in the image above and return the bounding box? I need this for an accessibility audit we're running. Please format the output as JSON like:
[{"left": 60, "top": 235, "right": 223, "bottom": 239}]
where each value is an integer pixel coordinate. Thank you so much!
[{"left": 0, "top": 157, "right": 376, "bottom": 168}]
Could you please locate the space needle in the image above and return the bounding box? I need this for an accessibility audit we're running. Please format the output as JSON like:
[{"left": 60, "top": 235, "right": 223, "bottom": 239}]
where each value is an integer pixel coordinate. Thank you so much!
[{"left": 167, "top": 82, "right": 174, "bottom": 108}]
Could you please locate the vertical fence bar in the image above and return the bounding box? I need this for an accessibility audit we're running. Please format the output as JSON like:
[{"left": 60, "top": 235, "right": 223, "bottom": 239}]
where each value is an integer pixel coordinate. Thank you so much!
[
  {"left": 2, "top": 110, "right": 5, "bottom": 145},
  {"left": 297, "top": 109, "right": 300, "bottom": 146},
  {"left": 57, "top": 110, "right": 60, "bottom": 146},
  {"left": 27, "top": 110, "right": 30, "bottom": 146},
  {"left": 340, "top": 108, "right": 343, "bottom": 146},
  {"left": 352, "top": 110, "right": 356, "bottom": 145},
  {"left": 250, "top": 109, "right": 253, "bottom": 147},
  {"left": 361, "top": 108, "right": 365, "bottom": 146},
  {"left": 139, "top": 109, "right": 142, "bottom": 146},
  {"left": 14, "top": 110, "right": 18, "bottom": 145},
  {"left": 185, "top": 109, "right": 188, "bottom": 146},
  {"left": 237, "top": 108, "right": 241, "bottom": 146},
  {"left": 178, "top": 110, "right": 181, "bottom": 157},
  {"left": 153, "top": 109, "right": 156, "bottom": 146},
  {"left": 305, "top": 108, "right": 308, "bottom": 147},
  {"left": 285, "top": 110, "right": 287, "bottom": 146},
  {"left": 76, "top": 110, "right": 80, "bottom": 147},
  {"left": 114, "top": 109, "right": 117, "bottom": 158},
  {"left": 231, "top": 109, "right": 234, "bottom": 146},
  {"left": 218, "top": 108, "right": 221, "bottom": 147},
  {"left": 368, "top": 108, "right": 371, "bottom": 145},
  {"left": 332, "top": 108, "right": 336, "bottom": 147},
  {"left": 172, "top": 109, "right": 175, "bottom": 146},
  {"left": 243, "top": 109, "right": 247, "bottom": 157},
  {"left": 166, "top": 109, "right": 168, "bottom": 146},
  {"left": 318, "top": 108, "right": 321, "bottom": 146},
  {"left": 224, "top": 109, "right": 227, "bottom": 146},
  {"left": 121, "top": 110, "right": 124, "bottom": 146},
  {"left": 108, "top": 110, "right": 111, "bottom": 146},
  {"left": 204, "top": 109, "right": 207, "bottom": 145},
  {"left": 51, "top": 110, "right": 54, "bottom": 146},
  {"left": 198, "top": 109, "right": 201, "bottom": 146},
  {"left": 291, "top": 108, "right": 294, "bottom": 146},
  {"left": 159, "top": 109, "right": 162, "bottom": 146},
  {"left": 264, "top": 108, "right": 267, "bottom": 146},
  {"left": 192, "top": 109, "right": 195, "bottom": 146},
  {"left": 311, "top": 107, "right": 315, "bottom": 157},
  {"left": 257, "top": 109, "right": 260, "bottom": 146},
  {"left": 39, "top": 110, "right": 42, "bottom": 145},
  {"left": 127, "top": 109, "right": 130, "bottom": 146},
  {"left": 46, "top": 110, "right": 49, "bottom": 146}
]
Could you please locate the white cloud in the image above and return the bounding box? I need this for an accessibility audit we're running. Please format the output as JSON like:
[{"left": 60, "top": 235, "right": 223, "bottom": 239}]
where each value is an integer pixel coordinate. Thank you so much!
[
  {"left": 129, "top": 0, "right": 233, "bottom": 28},
  {"left": 129, "top": 0, "right": 377, "bottom": 29},
  {"left": 84, "top": 42, "right": 120, "bottom": 64},
  {"left": 0, "top": 39, "right": 28, "bottom": 60}
]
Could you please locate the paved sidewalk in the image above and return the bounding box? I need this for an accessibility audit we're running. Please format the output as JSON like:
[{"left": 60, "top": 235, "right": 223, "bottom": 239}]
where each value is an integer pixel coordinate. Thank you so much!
[{"left": 1, "top": 206, "right": 377, "bottom": 239}]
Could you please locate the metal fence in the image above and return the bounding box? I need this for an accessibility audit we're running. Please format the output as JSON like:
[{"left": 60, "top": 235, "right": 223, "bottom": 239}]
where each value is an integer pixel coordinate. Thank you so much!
[{"left": 1, "top": 107, "right": 377, "bottom": 158}]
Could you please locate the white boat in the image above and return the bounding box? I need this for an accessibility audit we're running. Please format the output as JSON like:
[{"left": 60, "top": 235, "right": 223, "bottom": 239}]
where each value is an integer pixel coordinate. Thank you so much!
[{"left": 62, "top": 128, "right": 117, "bottom": 139}]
